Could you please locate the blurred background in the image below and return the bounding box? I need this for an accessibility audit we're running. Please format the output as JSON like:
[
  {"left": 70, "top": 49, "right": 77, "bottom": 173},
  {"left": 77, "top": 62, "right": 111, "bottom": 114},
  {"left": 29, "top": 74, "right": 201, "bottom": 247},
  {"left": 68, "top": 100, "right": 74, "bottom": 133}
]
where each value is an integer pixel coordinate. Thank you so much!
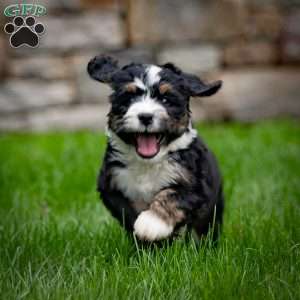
[{"left": 0, "top": 0, "right": 299, "bottom": 132}]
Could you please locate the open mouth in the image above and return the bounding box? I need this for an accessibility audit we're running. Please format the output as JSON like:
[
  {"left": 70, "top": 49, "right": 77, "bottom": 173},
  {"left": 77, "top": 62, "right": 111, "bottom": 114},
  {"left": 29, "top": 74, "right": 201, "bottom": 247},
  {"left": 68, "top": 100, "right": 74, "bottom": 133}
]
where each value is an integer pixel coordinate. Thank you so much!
[{"left": 134, "top": 133, "right": 164, "bottom": 159}]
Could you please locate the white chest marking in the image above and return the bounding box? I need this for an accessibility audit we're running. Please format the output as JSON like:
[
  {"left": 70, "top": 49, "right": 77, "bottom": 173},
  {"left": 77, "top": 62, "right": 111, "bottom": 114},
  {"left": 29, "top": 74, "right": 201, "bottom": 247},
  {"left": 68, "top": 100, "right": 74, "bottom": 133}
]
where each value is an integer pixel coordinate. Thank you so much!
[
  {"left": 111, "top": 157, "right": 185, "bottom": 203},
  {"left": 107, "top": 128, "right": 196, "bottom": 203}
]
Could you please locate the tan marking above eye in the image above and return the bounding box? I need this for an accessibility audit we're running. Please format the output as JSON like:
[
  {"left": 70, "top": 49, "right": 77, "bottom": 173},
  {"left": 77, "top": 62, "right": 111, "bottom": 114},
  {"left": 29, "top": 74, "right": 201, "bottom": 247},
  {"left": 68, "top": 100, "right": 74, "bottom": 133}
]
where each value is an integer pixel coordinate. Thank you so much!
[
  {"left": 124, "top": 83, "right": 137, "bottom": 93},
  {"left": 159, "top": 83, "right": 172, "bottom": 94}
]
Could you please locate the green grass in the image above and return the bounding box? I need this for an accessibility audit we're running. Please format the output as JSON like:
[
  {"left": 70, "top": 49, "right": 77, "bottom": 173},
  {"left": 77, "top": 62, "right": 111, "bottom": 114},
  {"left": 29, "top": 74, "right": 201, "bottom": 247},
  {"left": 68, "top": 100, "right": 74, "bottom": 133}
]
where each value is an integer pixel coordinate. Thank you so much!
[{"left": 0, "top": 120, "right": 300, "bottom": 300}]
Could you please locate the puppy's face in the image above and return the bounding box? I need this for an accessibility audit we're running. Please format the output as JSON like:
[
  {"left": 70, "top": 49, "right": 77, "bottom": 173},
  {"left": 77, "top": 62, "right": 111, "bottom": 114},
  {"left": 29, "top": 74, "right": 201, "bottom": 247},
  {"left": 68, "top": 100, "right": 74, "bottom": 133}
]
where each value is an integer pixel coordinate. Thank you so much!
[{"left": 87, "top": 56, "right": 222, "bottom": 159}]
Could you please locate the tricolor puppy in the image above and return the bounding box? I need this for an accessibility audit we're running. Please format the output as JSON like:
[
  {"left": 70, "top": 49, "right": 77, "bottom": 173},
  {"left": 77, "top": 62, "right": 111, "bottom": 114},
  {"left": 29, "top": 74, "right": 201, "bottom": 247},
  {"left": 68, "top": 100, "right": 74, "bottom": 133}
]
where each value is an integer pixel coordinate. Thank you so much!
[{"left": 87, "top": 55, "right": 224, "bottom": 242}]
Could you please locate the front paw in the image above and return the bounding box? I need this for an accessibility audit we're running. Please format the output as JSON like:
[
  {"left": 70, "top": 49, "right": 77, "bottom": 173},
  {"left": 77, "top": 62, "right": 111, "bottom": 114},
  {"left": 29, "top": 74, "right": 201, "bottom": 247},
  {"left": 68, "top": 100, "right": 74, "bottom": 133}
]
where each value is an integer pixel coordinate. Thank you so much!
[{"left": 133, "top": 210, "right": 174, "bottom": 241}]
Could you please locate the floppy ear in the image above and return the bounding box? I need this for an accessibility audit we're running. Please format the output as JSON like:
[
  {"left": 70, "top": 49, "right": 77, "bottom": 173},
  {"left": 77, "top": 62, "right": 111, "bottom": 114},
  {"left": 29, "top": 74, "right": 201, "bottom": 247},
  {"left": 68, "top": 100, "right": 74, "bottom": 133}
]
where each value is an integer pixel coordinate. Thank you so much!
[
  {"left": 183, "top": 73, "right": 222, "bottom": 97},
  {"left": 160, "top": 62, "right": 183, "bottom": 75},
  {"left": 87, "top": 55, "right": 119, "bottom": 84},
  {"left": 161, "top": 62, "right": 222, "bottom": 97}
]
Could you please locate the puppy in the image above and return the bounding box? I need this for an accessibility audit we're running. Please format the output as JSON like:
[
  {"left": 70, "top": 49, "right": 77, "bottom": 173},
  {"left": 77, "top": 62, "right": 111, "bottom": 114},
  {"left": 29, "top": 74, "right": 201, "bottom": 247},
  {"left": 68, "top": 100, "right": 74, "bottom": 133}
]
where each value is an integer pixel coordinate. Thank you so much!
[{"left": 87, "top": 55, "right": 224, "bottom": 242}]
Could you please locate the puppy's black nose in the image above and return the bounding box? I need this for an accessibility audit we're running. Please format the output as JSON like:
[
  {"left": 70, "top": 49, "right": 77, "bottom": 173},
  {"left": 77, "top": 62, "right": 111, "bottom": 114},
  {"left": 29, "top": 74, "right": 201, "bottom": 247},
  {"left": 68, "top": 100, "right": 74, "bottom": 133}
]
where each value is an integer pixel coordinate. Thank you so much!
[{"left": 138, "top": 113, "right": 153, "bottom": 126}]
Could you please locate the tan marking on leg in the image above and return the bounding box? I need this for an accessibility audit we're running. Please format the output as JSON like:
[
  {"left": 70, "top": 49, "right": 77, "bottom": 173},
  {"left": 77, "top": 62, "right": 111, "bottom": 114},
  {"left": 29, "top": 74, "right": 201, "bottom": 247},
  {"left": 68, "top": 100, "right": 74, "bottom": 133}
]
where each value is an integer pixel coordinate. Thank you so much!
[
  {"left": 130, "top": 200, "right": 149, "bottom": 214},
  {"left": 150, "top": 188, "right": 185, "bottom": 226}
]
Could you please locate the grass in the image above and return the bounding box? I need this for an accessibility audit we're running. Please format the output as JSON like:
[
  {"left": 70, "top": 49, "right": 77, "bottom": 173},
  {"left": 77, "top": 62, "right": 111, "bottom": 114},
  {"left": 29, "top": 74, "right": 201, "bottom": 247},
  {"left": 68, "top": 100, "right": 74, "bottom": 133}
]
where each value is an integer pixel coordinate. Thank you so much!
[{"left": 0, "top": 120, "right": 300, "bottom": 300}]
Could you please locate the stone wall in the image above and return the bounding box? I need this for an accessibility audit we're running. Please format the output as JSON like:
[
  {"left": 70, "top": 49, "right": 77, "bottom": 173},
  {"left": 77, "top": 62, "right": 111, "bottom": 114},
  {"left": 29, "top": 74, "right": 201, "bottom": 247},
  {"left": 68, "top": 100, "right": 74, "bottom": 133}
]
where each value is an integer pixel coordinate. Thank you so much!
[{"left": 0, "top": 0, "right": 300, "bottom": 131}]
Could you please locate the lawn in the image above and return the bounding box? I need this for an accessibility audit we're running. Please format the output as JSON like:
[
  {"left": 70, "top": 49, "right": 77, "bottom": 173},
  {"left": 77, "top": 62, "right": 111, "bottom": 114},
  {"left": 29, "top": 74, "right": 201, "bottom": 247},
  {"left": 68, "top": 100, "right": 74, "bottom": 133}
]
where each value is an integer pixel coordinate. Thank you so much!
[{"left": 0, "top": 120, "right": 300, "bottom": 300}]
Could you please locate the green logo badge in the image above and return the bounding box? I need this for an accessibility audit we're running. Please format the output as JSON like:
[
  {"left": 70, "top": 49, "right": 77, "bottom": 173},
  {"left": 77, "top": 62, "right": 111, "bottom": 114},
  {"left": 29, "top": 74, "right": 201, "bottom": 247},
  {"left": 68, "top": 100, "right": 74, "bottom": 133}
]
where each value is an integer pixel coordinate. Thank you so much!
[
  {"left": 4, "top": 3, "right": 47, "bottom": 17},
  {"left": 3, "top": 3, "right": 47, "bottom": 48}
]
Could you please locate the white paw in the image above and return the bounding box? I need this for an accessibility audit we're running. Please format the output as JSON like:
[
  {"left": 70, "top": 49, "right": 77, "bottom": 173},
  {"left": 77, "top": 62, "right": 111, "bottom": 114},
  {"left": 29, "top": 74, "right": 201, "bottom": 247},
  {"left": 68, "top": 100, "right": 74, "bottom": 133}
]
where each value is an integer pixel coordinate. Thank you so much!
[{"left": 133, "top": 210, "right": 174, "bottom": 241}]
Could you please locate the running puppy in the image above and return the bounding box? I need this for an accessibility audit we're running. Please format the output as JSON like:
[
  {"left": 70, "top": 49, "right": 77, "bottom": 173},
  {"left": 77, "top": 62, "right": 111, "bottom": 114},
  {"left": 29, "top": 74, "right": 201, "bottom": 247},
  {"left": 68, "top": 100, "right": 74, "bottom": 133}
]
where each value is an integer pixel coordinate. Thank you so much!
[{"left": 87, "top": 55, "right": 224, "bottom": 242}]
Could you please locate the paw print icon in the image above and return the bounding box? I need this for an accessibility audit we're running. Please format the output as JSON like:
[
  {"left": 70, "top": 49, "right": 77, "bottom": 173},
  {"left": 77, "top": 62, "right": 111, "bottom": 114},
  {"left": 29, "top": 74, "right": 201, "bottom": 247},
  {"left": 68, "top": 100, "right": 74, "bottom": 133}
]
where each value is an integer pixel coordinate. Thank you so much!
[{"left": 4, "top": 16, "right": 45, "bottom": 48}]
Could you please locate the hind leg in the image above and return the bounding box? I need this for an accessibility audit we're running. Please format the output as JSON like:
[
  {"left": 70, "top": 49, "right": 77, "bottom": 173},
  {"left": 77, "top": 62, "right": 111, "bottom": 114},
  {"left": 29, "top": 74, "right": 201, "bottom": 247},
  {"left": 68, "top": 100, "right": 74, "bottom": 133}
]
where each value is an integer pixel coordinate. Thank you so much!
[{"left": 193, "top": 190, "right": 224, "bottom": 244}]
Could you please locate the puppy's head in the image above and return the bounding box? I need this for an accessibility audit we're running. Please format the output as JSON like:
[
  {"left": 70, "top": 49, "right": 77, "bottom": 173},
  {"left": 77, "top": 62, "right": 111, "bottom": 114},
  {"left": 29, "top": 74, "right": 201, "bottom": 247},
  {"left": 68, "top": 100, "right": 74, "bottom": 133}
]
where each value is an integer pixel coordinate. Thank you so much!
[{"left": 87, "top": 55, "right": 222, "bottom": 159}]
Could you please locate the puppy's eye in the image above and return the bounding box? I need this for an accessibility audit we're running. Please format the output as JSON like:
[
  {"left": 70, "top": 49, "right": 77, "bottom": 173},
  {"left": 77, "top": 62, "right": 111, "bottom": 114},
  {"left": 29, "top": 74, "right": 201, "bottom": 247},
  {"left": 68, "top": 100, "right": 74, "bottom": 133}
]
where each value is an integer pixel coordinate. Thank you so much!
[
  {"left": 119, "top": 88, "right": 144, "bottom": 102},
  {"left": 162, "top": 92, "right": 182, "bottom": 107},
  {"left": 128, "top": 88, "right": 144, "bottom": 97},
  {"left": 124, "top": 83, "right": 144, "bottom": 96}
]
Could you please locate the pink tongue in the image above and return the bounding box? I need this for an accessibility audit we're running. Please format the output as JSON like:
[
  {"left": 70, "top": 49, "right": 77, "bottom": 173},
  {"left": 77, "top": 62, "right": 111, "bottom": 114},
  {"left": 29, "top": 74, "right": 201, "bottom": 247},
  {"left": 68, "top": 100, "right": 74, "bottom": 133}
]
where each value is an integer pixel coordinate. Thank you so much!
[{"left": 136, "top": 134, "right": 159, "bottom": 158}]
